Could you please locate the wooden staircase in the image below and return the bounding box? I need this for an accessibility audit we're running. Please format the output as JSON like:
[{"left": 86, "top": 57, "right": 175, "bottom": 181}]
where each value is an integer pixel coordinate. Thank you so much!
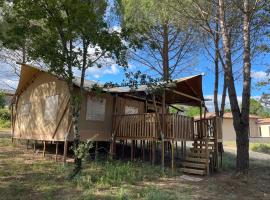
[{"left": 180, "top": 138, "right": 217, "bottom": 175}]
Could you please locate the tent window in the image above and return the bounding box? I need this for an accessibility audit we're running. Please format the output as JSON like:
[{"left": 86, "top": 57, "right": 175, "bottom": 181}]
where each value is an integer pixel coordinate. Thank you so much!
[
  {"left": 125, "top": 106, "right": 139, "bottom": 115},
  {"left": 21, "top": 103, "right": 30, "bottom": 115},
  {"left": 86, "top": 96, "right": 106, "bottom": 121},
  {"left": 44, "top": 95, "right": 59, "bottom": 121}
]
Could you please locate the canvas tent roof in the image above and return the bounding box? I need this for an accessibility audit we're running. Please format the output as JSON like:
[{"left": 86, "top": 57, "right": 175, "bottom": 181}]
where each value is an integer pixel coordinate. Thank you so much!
[
  {"left": 105, "top": 75, "right": 205, "bottom": 106},
  {"left": 16, "top": 64, "right": 205, "bottom": 107}
]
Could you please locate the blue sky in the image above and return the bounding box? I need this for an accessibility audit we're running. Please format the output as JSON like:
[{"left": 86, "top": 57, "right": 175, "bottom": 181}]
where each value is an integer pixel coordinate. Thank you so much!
[
  {"left": 0, "top": 50, "right": 269, "bottom": 111},
  {"left": 85, "top": 51, "right": 269, "bottom": 101}
]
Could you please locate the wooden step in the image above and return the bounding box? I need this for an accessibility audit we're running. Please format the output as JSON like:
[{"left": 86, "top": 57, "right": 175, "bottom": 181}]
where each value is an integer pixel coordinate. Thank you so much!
[
  {"left": 182, "top": 161, "right": 206, "bottom": 169},
  {"left": 190, "top": 148, "right": 214, "bottom": 153},
  {"left": 188, "top": 151, "right": 208, "bottom": 158},
  {"left": 180, "top": 167, "right": 205, "bottom": 175},
  {"left": 192, "top": 143, "right": 215, "bottom": 148},
  {"left": 185, "top": 157, "right": 208, "bottom": 163}
]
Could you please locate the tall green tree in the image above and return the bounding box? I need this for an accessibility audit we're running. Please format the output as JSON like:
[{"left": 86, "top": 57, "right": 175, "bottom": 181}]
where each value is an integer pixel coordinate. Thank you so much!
[
  {"left": 218, "top": 0, "right": 269, "bottom": 173},
  {"left": 8, "top": 0, "right": 127, "bottom": 175},
  {"left": 0, "top": 92, "right": 5, "bottom": 108},
  {"left": 118, "top": 0, "right": 199, "bottom": 81}
]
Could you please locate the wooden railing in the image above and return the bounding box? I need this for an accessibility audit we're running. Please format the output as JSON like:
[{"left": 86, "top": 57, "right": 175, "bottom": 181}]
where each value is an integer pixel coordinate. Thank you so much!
[
  {"left": 114, "top": 113, "right": 159, "bottom": 139},
  {"left": 194, "top": 117, "right": 223, "bottom": 141},
  {"left": 164, "top": 114, "right": 194, "bottom": 140},
  {"left": 114, "top": 113, "right": 195, "bottom": 141}
]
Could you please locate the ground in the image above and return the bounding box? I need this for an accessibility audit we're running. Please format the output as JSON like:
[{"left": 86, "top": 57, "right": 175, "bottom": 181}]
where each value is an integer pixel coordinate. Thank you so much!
[{"left": 0, "top": 132, "right": 270, "bottom": 200}]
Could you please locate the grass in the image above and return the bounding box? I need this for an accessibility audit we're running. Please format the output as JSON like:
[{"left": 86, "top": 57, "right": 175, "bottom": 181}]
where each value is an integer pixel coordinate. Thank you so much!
[
  {"left": 224, "top": 141, "right": 270, "bottom": 154},
  {"left": 0, "top": 132, "right": 270, "bottom": 199},
  {"left": 250, "top": 143, "right": 270, "bottom": 154},
  {"left": 0, "top": 119, "right": 11, "bottom": 131}
]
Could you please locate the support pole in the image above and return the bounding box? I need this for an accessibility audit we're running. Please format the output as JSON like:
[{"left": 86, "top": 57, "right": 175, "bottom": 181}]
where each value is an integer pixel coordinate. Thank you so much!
[
  {"left": 63, "top": 140, "right": 68, "bottom": 163},
  {"left": 152, "top": 141, "right": 156, "bottom": 165},
  {"left": 33, "top": 140, "right": 36, "bottom": 152},
  {"left": 26, "top": 139, "right": 29, "bottom": 150},
  {"left": 95, "top": 141, "right": 99, "bottom": 161},
  {"left": 142, "top": 140, "right": 145, "bottom": 161},
  {"left": 131, "top": 140, "right": 134, "bottom": 161},
  {"left": 55, "top": 142, "right": 59, "bottom": 161},
  {"left": 175, "top": 141, "right": 178, "bottom": 158},
  {"left": 121, "top": 140, "right": 125, "bottom": 159},
  {"left": 171, "top": 140, "right": 174, "bottom": 173},
  {"left": 43, "top": 141, "right": 46, "bottom": 157}
]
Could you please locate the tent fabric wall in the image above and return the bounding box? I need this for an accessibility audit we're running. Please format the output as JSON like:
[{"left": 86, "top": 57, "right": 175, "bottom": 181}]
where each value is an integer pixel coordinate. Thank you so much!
[
  {"left": 13, "top": 64, "right": 151, "bottom": 142},
  {"left": 13, "top": 70, "right": 70, "bottom": 141}
]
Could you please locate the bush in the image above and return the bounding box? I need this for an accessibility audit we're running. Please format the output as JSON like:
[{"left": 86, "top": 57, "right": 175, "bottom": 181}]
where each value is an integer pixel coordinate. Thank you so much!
[
  {"left": 0, "top": 119, "right": 11, "bottom": 128},
  {"left": 0, "top": 109, "right": 11, "bottom": 121},
  {"left": 251, "top": 144, "right": 270, "bottom": 154}
]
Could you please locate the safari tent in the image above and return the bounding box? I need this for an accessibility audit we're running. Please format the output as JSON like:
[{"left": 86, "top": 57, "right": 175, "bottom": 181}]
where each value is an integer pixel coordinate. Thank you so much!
[{"left": 11, "top": 63, "right": 223, "bottom": 175}]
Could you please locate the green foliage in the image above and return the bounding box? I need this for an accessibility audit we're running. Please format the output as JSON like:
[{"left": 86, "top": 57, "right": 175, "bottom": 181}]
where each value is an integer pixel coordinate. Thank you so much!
[
  {"left": 251, "top": 143, "right": 270, "bottom": 155},
  {"left": 184, "top": 106, "right": 201, "bottom": 117},
  {"left": 75, "top": 160, "right": 164, "bottom": 188},
  {"left": 0, "top": 92, "right": 6, "bottom": 108},
  {"left": 0, "top": 109, "right": 11, "bottom": 121},
  {"left": 71, "top": 140, "right": 93, "bottom": 160},
  {"left": 0, "top": 119, "right": 11, "bottom": 128},
  {"left": 118, "top": 0, "right": 199, "bottom": 81},
  {"left": 249, "top": 98, "right": 270, "bottom": 117}
]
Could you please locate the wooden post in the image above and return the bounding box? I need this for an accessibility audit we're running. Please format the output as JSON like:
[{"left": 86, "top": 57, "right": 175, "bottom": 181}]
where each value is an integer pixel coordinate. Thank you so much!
[
  {"left": 181, "top": 141, "right": 184, "bottom": 158},
  {"left": 184, "top": 141, "right": 186, "bottom": 159},
  {"left": 63, "top": 140, "right": 68, "bottom": 163},
  {"left": 26, "top": 139, "right": 29, "bottom": 150},
  {"left": 149, "top": 141, "right": 152, "bottom": 163},
  {"left": 43, "top": 141, "right": 46, "bottom": 157},
  {"left": 152, "top": 94, "right": 165, "bottom": 170},
  {"left": 142, "top": 140, "right": 145, "bottom": 161},
  {"left": 152, "top": 141, "right": 156, "bottom": 165},
  {"left": 175, "top": 141, "right": 178, "bottom": 158},
  {"left": 121, "top": 140, "right": 125, "bottom": 159},
  {"left": 171, "top": 140, "right": 174, "bottom": 173},
  {"left": 161, "top": 91, "right": 166, "bottom": 170},
  {"left": 135, "top": 140, "right": 137, "bottom": 158},
  {"left": 55, "top": 142, "right": 59, "bottom": 161},
  {"left": 205, "top": 138, "right": 209, "bottom": 175},
  {"left": 95, "top": 141, "right": 99, "bottom": 161},
  {"left": 131, "top": 140, "right": 134, "bottom": 161},
  {"left": 33, "top": 140, "right": 36, "bottom": 152}
]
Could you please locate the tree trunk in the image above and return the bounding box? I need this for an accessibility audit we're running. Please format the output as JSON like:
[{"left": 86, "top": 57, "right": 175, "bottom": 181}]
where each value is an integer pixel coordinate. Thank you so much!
[
  {"left": 214, "top": 15, "right": 220, "bottom": 116},
  {"left": 236, "top": 0, "right": 252, "bottom": 172},
  {"left": 220, "top": 77, "right": 227, "bottom": 118},
  {"left": 218, "top": 0, "right": 249, "bottom": 173},
  {"left": 162, "top": 21, "right": 170, "bottom": 81}
]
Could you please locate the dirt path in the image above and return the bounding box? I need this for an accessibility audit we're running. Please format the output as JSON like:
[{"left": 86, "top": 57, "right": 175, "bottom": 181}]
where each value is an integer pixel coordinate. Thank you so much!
[{"left": 224, "top": 147, "right": 270, "bottom": 161}]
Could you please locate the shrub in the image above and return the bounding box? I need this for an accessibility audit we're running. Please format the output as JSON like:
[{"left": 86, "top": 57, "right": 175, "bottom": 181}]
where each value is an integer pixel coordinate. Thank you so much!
[
  {"left": 0, "top": 109, "right": 11, "bottom": 121},
  {"left": 251, "top": 144, "right": 270, "bottom": 154},
  {"left": 0, "top": 120, "right": 11, "bottom": 128}
]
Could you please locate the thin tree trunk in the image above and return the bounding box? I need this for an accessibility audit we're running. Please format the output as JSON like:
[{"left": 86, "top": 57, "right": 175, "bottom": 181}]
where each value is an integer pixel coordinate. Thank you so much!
[
  {"left": 214, "top": 14, "right": 220, "bottom": 116},
  {"left": 236, "top": 0, "right": 251, "bottom": 172},
  {"left": 220, "top": 77, "right": 227, "bottom": 118},
  {"left": 162, "top": 21, "right": 170, "bottom": 81},
  {"left": 218, "top": 0, "right": 250, "bottom": 173}
]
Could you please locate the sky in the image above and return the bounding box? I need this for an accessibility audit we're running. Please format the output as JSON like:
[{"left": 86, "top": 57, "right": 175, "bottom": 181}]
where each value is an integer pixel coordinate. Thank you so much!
[
  {"left": 0, "top": 0, "right": 269, "bottom": 111},
  {"left": 0, "top": 44, "right": 269, "bottom": 112}
]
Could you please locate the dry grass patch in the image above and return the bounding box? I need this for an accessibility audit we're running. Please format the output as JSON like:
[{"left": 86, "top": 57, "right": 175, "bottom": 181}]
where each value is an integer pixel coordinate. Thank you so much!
[{"left": 0, "top": 132, "right": 270, "bottom": 200}]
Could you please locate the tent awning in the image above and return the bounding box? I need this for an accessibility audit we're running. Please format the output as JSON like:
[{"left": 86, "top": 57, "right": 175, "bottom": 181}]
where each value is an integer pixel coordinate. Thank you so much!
[
  {"left": 16, "top": 64, "right": 205, "bottom": 107},
  {"left": 105, "top": 75, "right": 205, "bottom": 107}
]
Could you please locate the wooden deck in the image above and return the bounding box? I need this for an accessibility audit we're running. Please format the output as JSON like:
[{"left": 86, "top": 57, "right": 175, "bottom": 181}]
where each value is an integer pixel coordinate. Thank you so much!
[{"left": 113, "top": 113, "right": 221, "bottom": 142}]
